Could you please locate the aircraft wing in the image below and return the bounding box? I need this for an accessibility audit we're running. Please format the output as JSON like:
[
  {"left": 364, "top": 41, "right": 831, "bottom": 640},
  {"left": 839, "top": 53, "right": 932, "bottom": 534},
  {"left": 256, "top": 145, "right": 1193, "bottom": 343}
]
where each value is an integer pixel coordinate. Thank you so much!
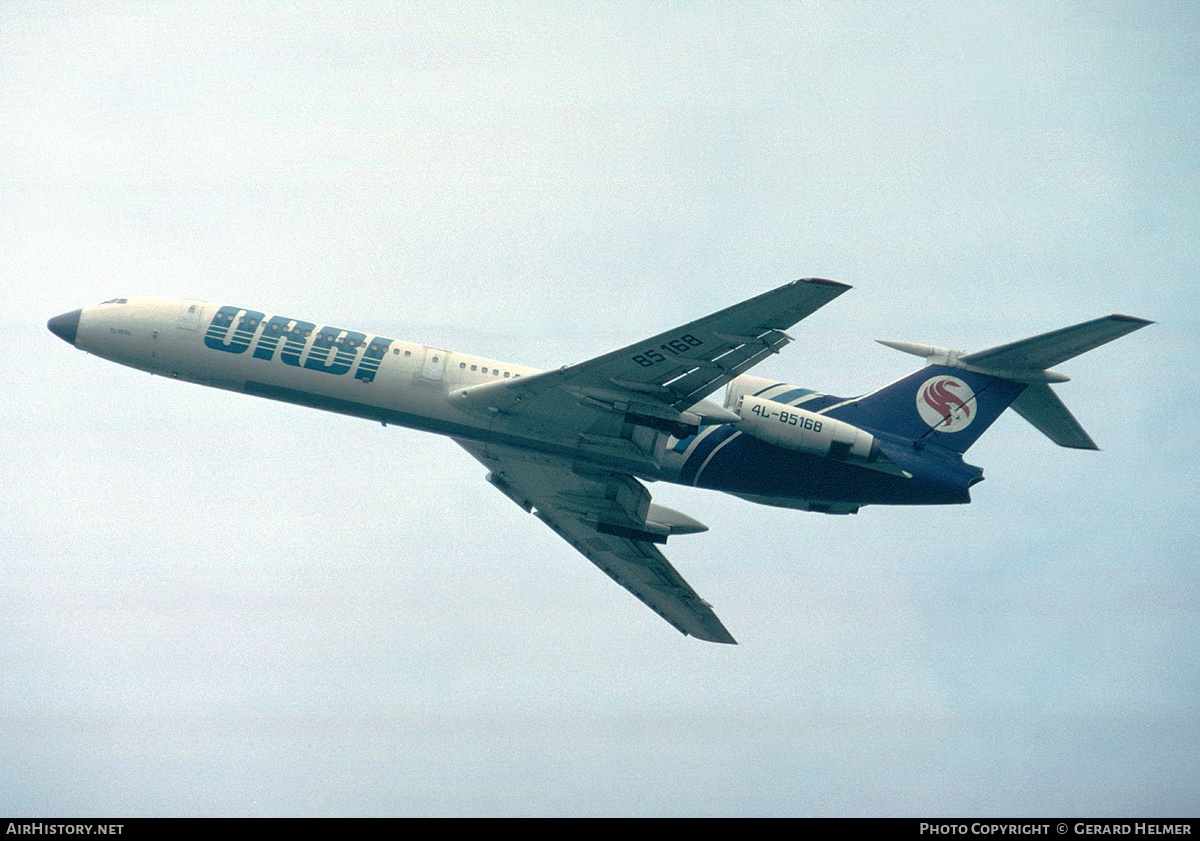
[
  {"left": 449, "top": 278, "right": 850, "bottom": 437},
  {"left": 456, "top": 440, "right": 738, "bottom": 644}
]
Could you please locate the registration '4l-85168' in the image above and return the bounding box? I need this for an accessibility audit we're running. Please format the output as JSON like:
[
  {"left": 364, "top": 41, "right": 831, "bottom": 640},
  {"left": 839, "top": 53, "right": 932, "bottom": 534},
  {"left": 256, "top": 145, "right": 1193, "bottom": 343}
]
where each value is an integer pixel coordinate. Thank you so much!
[{"left": 750, "top": 401, "right": 823, "bottom": 432}]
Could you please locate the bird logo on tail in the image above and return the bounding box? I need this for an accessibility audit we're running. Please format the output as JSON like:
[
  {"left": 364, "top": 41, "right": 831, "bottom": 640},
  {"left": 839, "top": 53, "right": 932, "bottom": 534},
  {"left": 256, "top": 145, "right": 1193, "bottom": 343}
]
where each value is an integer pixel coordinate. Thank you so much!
[{"left": 916, "top": 376, "right": 975, "bottom": 433}]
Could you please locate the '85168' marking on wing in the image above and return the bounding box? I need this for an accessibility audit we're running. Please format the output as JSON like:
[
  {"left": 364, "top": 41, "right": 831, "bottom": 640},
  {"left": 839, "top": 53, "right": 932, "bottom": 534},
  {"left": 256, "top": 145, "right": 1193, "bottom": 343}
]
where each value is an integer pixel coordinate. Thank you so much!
[{"left": 631, "top": 333, "right": 704, "bottom": 367}]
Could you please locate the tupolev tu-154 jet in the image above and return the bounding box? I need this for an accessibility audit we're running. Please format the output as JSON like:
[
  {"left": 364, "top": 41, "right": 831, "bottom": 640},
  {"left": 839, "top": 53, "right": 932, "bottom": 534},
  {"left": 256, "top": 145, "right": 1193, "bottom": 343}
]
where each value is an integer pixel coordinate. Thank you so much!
[{"left": 48, "top": 280, "right": 1150, "bottom": 644}]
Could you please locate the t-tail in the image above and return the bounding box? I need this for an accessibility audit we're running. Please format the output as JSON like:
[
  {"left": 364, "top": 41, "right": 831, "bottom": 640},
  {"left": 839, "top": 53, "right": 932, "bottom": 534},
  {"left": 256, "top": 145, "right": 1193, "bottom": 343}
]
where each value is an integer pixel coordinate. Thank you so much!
[{"left": 822, "top": 315, "right": 1152, "bottom": 453}]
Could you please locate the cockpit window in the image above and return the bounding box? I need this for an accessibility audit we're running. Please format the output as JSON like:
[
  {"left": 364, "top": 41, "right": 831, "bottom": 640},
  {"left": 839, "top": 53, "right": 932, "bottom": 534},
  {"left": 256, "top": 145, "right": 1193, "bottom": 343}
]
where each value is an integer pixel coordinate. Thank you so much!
[{"left": 100, "top": 298, "right": 129, "bottom": 305}]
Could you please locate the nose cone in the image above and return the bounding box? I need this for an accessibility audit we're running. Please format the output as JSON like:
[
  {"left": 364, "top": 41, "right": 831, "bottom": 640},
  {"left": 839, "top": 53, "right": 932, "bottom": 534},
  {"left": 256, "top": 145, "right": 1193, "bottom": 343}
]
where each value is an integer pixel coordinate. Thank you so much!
[{"left": 48, "top": 309, "right": 82, "bottom": 345}]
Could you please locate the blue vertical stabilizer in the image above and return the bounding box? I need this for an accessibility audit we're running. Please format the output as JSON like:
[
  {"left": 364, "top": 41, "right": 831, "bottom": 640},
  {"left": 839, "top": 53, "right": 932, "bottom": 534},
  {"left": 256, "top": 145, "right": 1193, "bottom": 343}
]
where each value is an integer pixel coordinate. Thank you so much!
[
  {"left": 823, "top": 365, "right": 1026, "bottom": 453},
  {"left": 845, "top": 314, "right": 1152, "bottom": 452}
]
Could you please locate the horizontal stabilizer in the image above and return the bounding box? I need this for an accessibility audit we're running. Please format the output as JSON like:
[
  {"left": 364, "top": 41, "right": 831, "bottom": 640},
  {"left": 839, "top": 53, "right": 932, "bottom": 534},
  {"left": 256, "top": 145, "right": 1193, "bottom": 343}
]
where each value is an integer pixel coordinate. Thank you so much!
[
  {"left": 961, "top": 315, "right": 1152, "bottom": 370},
  {"left": 1008, "top": 383, "right": 1098, "bottom": 450}
]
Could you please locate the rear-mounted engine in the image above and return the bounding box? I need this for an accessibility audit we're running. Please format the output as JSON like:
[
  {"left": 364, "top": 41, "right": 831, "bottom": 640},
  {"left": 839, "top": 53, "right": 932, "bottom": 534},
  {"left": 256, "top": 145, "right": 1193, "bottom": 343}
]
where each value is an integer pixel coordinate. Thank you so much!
[{"left": 735, "top": 394, "right": 881, "bottom": 464}]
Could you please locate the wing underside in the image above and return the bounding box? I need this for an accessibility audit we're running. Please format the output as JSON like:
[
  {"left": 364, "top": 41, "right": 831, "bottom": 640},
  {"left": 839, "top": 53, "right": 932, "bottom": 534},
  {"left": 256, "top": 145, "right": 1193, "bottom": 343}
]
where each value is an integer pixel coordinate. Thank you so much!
[{"left": 457, "top": 440, "right": 737, "bottom": 644}]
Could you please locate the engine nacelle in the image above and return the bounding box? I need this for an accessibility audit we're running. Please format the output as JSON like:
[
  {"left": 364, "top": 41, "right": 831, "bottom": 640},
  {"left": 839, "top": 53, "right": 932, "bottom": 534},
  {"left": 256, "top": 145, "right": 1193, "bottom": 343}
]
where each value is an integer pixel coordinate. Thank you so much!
[
  {"left": 724, "top": 374, "right": 781, "bottom": 411},
  {"left": 736, "top": 394, "right": 881, "bottom": 463}
]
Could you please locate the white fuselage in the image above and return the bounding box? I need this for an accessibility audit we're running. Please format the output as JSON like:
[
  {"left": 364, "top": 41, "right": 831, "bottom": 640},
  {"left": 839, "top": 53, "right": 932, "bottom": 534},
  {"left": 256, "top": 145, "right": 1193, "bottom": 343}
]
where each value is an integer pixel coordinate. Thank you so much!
[{"left": 67, "top": 297, "right": 693, "bottom": 482}]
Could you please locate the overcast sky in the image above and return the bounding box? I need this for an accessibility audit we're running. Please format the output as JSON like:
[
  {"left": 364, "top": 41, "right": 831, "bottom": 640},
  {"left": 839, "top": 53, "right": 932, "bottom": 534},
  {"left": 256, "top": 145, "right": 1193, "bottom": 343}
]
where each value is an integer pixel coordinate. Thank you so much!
[{"left": 3, "top": 1, "right": 1198, "bottom": 817}]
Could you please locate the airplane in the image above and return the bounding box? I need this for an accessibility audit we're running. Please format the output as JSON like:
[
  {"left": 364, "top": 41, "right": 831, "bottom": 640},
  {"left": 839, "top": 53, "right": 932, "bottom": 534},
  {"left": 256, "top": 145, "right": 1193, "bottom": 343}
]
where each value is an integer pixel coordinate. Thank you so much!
[{"left": 48, "top": 280, "right": 1150, "bottom": 644}]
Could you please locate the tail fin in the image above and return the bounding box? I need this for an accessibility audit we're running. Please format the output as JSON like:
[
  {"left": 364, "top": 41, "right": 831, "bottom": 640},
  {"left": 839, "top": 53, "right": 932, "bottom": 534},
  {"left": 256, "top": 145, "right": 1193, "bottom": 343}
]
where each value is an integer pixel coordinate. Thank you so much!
[
  {"left": 828, "top": 315, "right": 1151, "bottom": 453},
  {"left": 824, "top": 364, "right": 1026, "bottom": 454}
]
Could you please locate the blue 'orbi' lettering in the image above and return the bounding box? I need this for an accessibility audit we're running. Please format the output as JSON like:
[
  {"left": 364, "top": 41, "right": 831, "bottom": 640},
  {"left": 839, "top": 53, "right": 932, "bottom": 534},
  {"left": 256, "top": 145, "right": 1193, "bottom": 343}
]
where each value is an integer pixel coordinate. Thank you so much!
[
  {"left": 205, "top": 306, "right": 265, "bottom": 354},
  {"left": 305, "top": 327, "right": 367, "bottom": 375},
  {"left": 355, "top": 338, "right": 393, "bottom": 383},
  {"left": 253, "top": 315, "right": 293, "bottom": 361},
  {"left": 204, "top": 304, "right": 394, "bottom": 383},
  {"left": 279, "top": 320, "right": 316, "bottom": 367}
]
